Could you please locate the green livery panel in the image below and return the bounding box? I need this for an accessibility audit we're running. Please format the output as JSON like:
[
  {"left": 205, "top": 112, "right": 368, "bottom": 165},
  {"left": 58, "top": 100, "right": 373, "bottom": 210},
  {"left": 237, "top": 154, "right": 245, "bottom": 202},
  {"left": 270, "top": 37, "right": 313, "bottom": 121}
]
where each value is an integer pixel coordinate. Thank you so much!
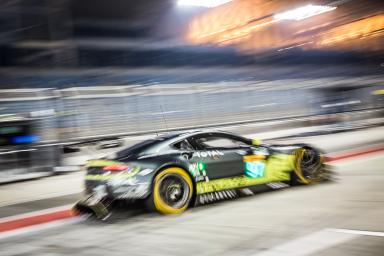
[{"left": 196, "top": 154, "right": 295, "bottom": 194}]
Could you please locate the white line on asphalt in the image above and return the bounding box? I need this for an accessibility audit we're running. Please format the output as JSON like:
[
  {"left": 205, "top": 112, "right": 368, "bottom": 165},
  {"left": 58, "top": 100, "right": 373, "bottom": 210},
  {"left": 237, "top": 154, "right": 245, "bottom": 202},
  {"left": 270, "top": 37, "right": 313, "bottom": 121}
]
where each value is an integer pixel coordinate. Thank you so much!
[
  {"left": 330, "top": 228, "right": 384, "bottom": 237},
  {"left": 0, "top": 204, "right": 73, "bottom": 223},
  {"left": 146, "top": 110, "right": 185, "bottom": 115},
  {"left": 0, "top": 216, "right": 84, "bottom": 240},
  {"left": 243, "top": 103, "right": 278, "bottom": 109},
  {"left": 0, "top": 149, "right": 37, "bottom": 155},
  {"left": 253, "top": 229, "right": 357, "bottom": 256}
]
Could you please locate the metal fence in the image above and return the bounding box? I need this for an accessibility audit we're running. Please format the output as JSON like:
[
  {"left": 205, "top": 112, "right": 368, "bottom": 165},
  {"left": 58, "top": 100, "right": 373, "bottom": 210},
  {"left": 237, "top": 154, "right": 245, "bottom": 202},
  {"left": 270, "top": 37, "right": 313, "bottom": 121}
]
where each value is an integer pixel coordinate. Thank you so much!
[{"left": 0, "top": 80, "right": 383, "bottom": 143}]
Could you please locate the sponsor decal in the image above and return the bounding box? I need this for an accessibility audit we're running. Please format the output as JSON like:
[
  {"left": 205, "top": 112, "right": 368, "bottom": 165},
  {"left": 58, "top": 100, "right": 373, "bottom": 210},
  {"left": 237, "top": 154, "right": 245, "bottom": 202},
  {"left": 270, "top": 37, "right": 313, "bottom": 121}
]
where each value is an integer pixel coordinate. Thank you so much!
[
  {"left": 195, "top": 150, "right": 224, "bottom": 158},
  {"left": 243, "top": 155, "right": 266, "bottom": 178},
  {"left": 245, "top": 161, "right": 266, "bottom": 178},
  {"left": 189, "top": 161, "right": 209, "bottom": 182}
]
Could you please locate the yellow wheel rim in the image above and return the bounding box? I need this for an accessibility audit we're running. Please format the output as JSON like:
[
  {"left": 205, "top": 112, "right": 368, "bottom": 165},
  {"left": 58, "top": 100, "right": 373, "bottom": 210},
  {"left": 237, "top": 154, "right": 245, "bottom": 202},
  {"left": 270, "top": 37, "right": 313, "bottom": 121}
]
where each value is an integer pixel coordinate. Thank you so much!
[
  {"left": 294, "top": 148, "right": 324, "bottom": 184},
  {"left": 153, "top": 167, "right": 193, "bottom": 214},
  {"left": 294, "top": 149, "right": 311, "bottom": 184}
]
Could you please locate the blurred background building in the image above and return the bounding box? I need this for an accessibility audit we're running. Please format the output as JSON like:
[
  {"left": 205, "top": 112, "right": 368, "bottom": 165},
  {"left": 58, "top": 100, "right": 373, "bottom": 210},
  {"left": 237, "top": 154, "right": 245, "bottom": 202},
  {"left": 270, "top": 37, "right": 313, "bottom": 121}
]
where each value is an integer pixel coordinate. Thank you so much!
[
  {"left": 187, "top": 0, "right": 384, "bottom": 53},
  {"left": 0, "top": 0, "right": 383, "bottom": 71}
]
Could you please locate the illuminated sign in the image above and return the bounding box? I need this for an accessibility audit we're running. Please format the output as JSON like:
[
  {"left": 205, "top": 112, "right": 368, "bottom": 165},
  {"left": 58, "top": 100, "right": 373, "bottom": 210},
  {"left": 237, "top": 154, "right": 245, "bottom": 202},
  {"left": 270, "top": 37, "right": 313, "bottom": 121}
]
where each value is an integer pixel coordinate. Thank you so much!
[
  {"left": 0, "top": 122, "right": 39, "bottom": 146},
  {"left": 11, "top": 135, "right": 39, "bottom": 144}
]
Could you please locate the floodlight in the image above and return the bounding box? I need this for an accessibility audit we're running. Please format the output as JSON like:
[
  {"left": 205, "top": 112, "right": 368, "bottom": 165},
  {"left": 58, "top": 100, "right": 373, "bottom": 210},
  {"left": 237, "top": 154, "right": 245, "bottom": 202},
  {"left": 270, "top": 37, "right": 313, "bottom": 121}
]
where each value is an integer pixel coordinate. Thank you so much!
[{"left": 274, "top": 4, "right": 337, "bottom": 21}]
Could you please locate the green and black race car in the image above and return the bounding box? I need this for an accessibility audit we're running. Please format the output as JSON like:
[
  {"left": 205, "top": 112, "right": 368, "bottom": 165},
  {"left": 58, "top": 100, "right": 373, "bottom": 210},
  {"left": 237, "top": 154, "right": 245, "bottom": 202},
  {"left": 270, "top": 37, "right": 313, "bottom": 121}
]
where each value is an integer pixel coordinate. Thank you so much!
[{"left": 74, "top": 130, "right": 328, "bottom": 218}]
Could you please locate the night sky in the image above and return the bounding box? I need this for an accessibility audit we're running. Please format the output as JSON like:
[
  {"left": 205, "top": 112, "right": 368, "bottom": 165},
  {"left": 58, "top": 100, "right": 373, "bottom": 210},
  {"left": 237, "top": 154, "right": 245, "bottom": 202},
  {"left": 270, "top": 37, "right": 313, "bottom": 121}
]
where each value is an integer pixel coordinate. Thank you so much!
[
  {"left": 71, "top": 0, "right": 203, "bottom": 38},
  {"left": 72, "top": 0, "right": 173, "bottom": 22}
]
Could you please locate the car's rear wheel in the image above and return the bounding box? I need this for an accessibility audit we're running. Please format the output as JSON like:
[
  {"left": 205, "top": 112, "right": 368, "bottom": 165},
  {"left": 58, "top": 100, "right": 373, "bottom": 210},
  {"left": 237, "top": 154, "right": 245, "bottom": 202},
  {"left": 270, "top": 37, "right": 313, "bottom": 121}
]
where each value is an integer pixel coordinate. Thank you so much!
[
  {"left": 147, "top": 167, "right": 193, "bottom": 214},
  {"left": 291, "top": 147, "right": 324, "bottom": 185}
]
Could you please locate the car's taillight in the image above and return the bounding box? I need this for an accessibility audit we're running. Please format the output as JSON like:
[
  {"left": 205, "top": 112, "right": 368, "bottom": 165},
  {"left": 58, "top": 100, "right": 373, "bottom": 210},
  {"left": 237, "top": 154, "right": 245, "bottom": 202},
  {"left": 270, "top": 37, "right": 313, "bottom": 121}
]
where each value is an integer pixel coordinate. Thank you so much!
[{"left": 102, "top": 164, "right": 128, "bottom": 172}]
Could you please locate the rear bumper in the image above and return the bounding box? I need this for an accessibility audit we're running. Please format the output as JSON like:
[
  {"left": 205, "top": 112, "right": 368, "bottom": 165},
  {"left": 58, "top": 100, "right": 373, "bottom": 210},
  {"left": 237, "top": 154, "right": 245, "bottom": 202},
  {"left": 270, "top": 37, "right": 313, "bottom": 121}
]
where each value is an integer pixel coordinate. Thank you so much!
[{"left": 85, "top": 179, "right": 151, "bottom": 200}]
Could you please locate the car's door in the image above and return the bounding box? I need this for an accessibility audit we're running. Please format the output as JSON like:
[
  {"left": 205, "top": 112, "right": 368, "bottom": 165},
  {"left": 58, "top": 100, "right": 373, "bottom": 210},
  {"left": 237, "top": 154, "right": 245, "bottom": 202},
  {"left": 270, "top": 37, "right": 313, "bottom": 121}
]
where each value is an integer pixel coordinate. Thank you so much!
[{"left": 188, "top": 133, "right": 252, "bottom": 180}]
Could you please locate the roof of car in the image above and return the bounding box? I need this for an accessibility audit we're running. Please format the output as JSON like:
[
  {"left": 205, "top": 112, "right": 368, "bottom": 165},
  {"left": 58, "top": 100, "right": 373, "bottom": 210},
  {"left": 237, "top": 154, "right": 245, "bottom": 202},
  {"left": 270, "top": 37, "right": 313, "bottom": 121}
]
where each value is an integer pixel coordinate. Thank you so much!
[{"left": 155, "top": 130, "right": 239, "bottom": 142}]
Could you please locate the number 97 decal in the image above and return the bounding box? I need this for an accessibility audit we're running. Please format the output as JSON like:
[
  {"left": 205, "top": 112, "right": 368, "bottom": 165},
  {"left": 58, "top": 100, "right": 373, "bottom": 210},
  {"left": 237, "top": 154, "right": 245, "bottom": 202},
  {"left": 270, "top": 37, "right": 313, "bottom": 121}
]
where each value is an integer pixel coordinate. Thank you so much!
[{"left": 243, "top": 155, "right": 266, "bottom": 178}]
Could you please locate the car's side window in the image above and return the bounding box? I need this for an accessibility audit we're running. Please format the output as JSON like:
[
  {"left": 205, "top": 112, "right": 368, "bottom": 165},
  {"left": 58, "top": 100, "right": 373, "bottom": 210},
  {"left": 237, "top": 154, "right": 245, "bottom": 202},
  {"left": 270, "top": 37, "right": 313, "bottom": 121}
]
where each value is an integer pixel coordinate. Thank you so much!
[
  {"left": 173, "top": 139, "right": 194, "bottom": 151},
  {"left": 194, "top": 135, "right": 249, "bottom": 149}
]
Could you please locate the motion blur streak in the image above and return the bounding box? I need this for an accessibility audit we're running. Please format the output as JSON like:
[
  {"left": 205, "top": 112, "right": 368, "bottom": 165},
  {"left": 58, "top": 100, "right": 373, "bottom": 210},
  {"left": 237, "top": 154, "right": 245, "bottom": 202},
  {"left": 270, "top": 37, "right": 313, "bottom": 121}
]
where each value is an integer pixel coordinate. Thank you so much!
[
  {"left": 274, "top": 5, "right": 337, "bottom": 21},
  {"left": 317, "top": 14, "right": 384, "bottom": 47},
  {"left": 187, "top": 0, "right": 384, "bottom": 52}
]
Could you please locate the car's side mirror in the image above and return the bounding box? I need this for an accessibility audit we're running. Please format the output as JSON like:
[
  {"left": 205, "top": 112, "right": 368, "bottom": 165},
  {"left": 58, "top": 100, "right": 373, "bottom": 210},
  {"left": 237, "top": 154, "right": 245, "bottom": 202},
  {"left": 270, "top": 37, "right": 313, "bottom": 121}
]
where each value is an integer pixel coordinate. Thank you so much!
[{"left": 251, "top": 138, "right": 263, "bottom": 146}]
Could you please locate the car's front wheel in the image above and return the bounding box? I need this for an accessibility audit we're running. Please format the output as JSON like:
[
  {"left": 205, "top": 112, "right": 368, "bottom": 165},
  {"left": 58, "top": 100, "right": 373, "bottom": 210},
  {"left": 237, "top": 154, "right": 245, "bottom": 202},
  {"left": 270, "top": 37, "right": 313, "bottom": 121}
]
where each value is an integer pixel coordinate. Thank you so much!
[
  {"left": 147, "top": 167, "right": 193, "bottom": 214},
  {"left": 291, "top": 147, "right": 325, "bottom": 185}
]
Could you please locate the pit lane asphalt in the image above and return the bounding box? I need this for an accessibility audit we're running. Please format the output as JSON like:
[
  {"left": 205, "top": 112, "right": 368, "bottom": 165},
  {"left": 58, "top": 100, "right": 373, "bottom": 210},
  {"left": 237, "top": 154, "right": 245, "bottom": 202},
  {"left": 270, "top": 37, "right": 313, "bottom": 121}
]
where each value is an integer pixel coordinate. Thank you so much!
[
  {"left": 1, "top": 131, "right": 383, "bottom": 255},
  {"left": 1, "top": 152, "right": 383, "bottom": 255}
]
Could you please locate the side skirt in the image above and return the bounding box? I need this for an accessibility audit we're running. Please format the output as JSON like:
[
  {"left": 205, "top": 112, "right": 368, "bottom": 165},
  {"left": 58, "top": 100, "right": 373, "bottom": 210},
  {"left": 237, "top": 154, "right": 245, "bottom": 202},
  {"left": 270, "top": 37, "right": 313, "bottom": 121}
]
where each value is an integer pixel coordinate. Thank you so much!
[{"left": 195, "top": 182, "right": 290, "bottom": 206}]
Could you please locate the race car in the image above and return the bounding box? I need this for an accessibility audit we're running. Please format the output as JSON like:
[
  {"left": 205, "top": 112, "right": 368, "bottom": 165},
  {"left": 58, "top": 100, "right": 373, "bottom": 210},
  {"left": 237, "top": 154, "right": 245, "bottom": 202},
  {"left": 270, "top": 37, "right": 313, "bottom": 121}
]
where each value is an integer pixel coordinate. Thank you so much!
[{"left": 74, "top": 130, "right": 327, "bottom": 218}]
